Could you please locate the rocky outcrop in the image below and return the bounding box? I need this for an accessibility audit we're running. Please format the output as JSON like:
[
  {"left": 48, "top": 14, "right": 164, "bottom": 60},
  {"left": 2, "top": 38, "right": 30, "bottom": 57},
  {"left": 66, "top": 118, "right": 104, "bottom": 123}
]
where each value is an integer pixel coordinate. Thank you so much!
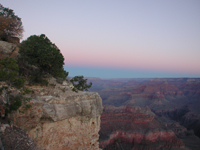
[
  {"left": 8, "top": 78, "right": 102, "bottom": 150},
  {"left": 0, "top": 40, "right": 19, "bottom": 59},
  {"left": 99, "top": 105, "right": 184, "bottom": 150}
]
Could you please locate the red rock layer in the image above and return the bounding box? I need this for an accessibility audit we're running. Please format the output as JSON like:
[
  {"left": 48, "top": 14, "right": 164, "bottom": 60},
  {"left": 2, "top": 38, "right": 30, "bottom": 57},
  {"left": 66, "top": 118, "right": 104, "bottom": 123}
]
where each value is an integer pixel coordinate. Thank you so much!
[{"left": 99, "top": 105, "right": 184, "bottom": 150}]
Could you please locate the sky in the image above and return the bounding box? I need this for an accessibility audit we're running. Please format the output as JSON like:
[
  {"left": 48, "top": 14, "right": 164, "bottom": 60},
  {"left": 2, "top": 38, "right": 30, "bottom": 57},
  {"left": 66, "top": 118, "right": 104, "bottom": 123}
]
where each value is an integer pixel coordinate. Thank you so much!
[{"left": 1, "top": 0, "right": 200, "bottom": 78}]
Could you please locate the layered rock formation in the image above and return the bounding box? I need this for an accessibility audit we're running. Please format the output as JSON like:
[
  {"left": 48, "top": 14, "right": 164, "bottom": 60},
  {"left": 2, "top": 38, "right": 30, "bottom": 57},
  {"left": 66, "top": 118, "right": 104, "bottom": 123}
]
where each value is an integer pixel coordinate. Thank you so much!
[
  {"left": 156, "top": 106, "right": 200, "bottom": 139},
  {"left": 99, "top": 105, "right": 184, "bottom": 150},
  {"left": 7, "top": 78, "right": 103, "bottom": 150},
  {"left": 89, "top": 78, "right": 200, "bottom": 149}
]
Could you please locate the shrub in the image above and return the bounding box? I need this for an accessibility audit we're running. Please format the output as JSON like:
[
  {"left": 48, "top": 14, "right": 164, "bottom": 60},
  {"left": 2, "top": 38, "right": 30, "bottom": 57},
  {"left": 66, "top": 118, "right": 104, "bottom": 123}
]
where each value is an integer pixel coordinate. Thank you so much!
[
  {"left": 13, "top": 76, "right": 26, "bottom": 89},
  {"left": 0, "top": 57, "right": 25, "bottom": 88},
  {"left": 0, "top": 57, "right": 27, "bottom": 116},
  {"left": 28, "top": 75, "right": 48, "bottom": 86},
  {"left": 6, "top": 95, "right": 22, "bottom": 112},
  {"left": 18, "top": 34, "right": 68, "bottom": 82},
  {"left": 70, "top": 76, "right": 92, "bottom": 92}
]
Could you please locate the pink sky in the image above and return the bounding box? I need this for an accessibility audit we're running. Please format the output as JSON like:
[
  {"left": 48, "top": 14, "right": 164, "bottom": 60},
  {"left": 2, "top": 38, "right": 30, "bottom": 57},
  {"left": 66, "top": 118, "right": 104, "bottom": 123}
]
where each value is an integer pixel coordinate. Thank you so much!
[{"left": 1, "top": 0, "right": 200, "bottom": 78}]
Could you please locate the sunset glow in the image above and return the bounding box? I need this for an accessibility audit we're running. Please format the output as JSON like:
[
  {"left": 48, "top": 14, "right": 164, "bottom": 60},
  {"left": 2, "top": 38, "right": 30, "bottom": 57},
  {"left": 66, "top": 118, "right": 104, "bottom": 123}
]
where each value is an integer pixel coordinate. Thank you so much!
[{"left": 2, "top": 0, "right": 200, "bottom": 78}]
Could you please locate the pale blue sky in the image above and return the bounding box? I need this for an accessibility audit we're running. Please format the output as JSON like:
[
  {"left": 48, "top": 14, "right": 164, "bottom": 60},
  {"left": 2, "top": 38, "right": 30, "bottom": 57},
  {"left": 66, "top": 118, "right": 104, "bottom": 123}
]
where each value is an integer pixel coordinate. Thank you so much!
[{"left": 1, "top": 0, "right": 200, "bottom": 78}]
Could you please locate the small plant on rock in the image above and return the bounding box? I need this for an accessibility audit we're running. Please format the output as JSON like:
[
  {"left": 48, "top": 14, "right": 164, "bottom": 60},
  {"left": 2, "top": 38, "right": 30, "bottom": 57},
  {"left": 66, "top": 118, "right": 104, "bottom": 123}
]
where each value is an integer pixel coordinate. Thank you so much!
[{"left": 70, "top": 76, "right": 92, "bottom": 92}]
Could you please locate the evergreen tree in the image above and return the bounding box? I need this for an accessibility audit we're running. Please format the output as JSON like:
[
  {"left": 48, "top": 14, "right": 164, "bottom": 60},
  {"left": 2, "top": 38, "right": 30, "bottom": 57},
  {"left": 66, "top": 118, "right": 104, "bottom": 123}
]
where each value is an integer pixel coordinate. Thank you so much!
[{"left": 19, "top": 34, "right": 68, "bottom": 80}]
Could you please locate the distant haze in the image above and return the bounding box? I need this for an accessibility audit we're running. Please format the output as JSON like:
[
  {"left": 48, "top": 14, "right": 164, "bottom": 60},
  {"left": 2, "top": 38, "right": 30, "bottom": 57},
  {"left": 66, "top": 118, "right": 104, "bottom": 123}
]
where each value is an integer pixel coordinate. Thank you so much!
[{"left": 1, "top": 0, "right": 200, "bottom": 78}]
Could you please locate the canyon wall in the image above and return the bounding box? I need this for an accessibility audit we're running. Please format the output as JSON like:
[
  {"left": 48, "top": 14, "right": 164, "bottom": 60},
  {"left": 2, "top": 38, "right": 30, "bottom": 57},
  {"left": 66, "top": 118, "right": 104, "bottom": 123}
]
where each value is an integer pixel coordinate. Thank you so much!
[
  {"left": 89, "top": 78, "right": 200, "bottom": 149},
  {"left": 7, "top": 78, "right": 102, "bottom": 150},
  {"left": 99, "top": 105, "right": 184, "bottom": 150},
  {"left": 156, "top": 107, "right": 200, "bottom": 139}
]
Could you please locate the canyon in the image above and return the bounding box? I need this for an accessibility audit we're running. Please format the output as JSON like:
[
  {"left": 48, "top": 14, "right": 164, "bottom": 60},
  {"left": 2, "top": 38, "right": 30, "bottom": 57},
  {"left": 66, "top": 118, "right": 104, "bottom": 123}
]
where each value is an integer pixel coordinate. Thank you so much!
[
  {"left": 89, "top": 78, "right": 200, "bottom": 150},
  {"left": 100, "top": 105, "right": 184, "bottom": 150},
  {"left": 1, "top": 40, "right": 200, "bottom": 149}
]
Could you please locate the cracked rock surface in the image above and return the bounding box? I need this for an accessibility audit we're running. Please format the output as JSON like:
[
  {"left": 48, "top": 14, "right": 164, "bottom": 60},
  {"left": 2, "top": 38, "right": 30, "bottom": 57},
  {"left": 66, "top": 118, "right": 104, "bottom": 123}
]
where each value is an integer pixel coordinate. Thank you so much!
[{"left": 7, "top": 78, "right": 102, "bottom": 150}]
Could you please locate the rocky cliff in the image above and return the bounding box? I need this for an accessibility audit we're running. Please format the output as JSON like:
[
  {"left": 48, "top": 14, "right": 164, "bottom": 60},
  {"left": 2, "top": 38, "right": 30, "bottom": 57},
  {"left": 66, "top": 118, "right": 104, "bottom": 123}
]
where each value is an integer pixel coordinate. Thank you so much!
[
  {"left": 7, "top": 78, "right": 103, "bottom": 150},
  {"left": 0, "top": 40, "right": 103, "bottom": 150}
]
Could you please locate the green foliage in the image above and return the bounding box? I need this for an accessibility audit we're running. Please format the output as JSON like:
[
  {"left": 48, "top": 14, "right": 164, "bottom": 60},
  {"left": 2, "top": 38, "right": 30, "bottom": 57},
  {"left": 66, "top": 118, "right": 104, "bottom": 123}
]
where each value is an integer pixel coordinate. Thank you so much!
[
  {"left": 0, "top": 4, "right": 24, "bottom": 41},
  {"left": 0, "top": 86, "right": 7, "bottom": 94},
  {"left": 25, "top": 104, "right": 32, "bottom": 109},
  {"left": 29, "top": 76, "right": 49, "bottom": 86},
  {"left": 72, "top": 87, "right": 78, "bottom": 93},
  {"left": 49, "top": 83, "right": 56, "bottom": 87},
  {"left": 7, "top": 95, "right": 22, "bottom": 112},
  {"left": 70, "top": 76, "right": 92, "bottom": 92},
  {"left": 36, "top": 78, "right": 49, "bottom": 86},
  {"left": 19, "top": 34, "right": 68, "bottom": 81},
  {"left": 0, "top": 57, "right": 25, "bottom": 88},
  {"left": 0, "top": 57, "right": 18, "bottom": 81},
  {"left": 0, "top": 57, "right": 27, "bottom": 116},
  {"left": 1, "top": 88, "right": 33, "bottom": 115},
  {"left": 13, "top": 76, "right": 26, "bottom": 89},
  {"left": 21, "top": 88, "right": 32, "bottom": 95},
  {"left": 4, "top": 94, "right": 32, "bottom": 114}
]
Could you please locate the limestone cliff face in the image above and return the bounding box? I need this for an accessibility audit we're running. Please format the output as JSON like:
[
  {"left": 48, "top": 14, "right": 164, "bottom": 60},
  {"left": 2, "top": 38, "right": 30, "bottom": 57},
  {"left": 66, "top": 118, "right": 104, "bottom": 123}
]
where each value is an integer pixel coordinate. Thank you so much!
[{"left": 9, "top": 78, "right": 103, "bottom": 150}]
